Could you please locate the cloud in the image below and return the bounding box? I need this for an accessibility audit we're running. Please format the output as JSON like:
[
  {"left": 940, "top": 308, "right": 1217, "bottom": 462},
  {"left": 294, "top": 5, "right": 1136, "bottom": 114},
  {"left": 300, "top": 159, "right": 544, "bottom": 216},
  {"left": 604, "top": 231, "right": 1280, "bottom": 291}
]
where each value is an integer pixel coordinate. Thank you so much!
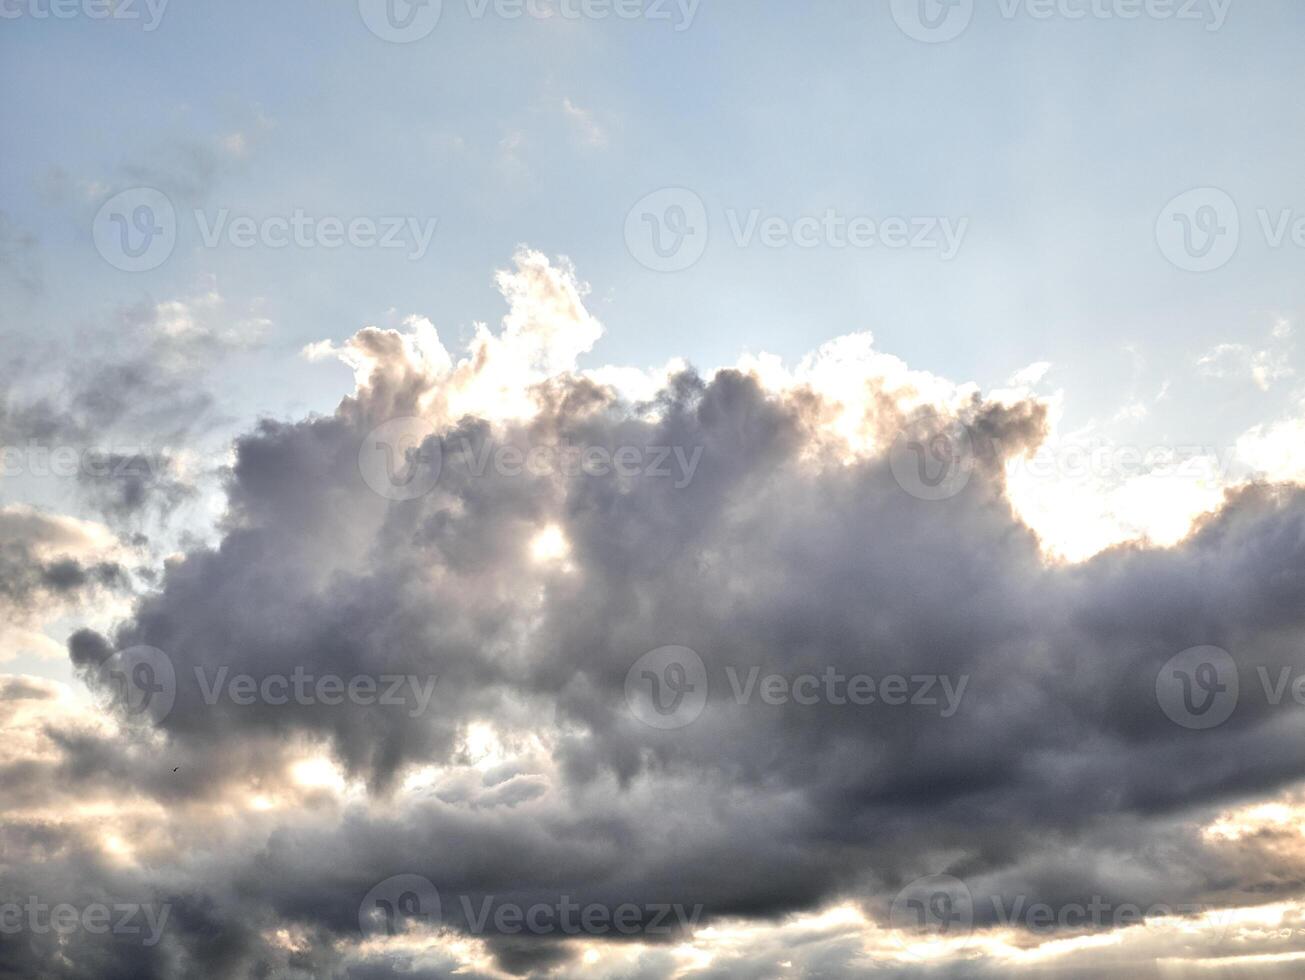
[
  {"left": 1237, "top": 400, "right": 1305, "bottom": 484},
  {"left": 1198, "top": 321, "right": 1295, "bottom": 392},
  {"left": 1, "top": 283, "right": 266, "bottom": 530},
  {"left": 561, "top": 98, "right": 608, "bottom": 149},
  {"left": 6, "top": 252, "right": 1305, "bottom": 976},
  {"left": 0, "top": 505, "right": 127, "bottom": 661}
]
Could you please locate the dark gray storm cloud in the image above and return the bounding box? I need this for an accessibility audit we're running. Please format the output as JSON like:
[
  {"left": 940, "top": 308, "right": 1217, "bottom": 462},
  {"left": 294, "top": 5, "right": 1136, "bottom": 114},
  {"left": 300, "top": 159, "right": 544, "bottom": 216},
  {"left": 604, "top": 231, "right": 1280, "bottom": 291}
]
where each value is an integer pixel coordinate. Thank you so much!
[{"left": 19, "top": 337, "right": 1304, "bottom": 977}]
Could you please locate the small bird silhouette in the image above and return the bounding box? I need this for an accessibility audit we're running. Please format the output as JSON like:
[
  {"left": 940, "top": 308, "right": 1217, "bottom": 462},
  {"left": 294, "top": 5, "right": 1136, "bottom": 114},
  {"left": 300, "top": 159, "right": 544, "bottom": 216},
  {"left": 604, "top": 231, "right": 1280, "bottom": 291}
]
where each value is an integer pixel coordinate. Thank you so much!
[{"left": 172, "top": 767, "right": 179, "bottom": 772}]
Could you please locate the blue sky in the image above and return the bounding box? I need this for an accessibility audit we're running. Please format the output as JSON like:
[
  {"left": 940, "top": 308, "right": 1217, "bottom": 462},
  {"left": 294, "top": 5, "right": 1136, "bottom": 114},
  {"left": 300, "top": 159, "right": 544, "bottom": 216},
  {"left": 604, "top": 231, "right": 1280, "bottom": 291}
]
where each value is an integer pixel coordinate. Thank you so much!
[
  {"left": 10, "top": 5, "right": 1305, "bottom": 977},
  {"left": 4, "top": 0, "right": 1303, "bottom": 451}
]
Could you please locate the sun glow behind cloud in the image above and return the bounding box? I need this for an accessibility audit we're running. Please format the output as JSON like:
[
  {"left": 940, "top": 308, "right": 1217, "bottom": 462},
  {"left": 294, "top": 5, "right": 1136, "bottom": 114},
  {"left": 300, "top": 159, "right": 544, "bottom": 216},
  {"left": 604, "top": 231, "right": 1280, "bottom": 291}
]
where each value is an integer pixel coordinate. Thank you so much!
[{"left": 7, "top": 247, "right": 1305, "bottom": 977}]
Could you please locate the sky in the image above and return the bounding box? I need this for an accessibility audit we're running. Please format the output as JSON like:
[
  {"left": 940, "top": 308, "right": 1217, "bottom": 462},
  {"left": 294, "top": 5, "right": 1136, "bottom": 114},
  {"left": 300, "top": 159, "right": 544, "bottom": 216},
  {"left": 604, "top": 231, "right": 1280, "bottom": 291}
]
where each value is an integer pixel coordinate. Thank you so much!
[{"left": 3, "top": 1, "right": 1305, "bottom": 977}]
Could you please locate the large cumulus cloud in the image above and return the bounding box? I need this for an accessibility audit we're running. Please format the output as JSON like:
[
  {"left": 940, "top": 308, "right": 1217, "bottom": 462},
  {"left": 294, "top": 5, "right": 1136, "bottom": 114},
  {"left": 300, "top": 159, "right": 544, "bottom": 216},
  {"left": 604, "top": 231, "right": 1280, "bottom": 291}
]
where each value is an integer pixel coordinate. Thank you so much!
[{"left": 6, "top": 251, "right": 1305, "bottom": 977}]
